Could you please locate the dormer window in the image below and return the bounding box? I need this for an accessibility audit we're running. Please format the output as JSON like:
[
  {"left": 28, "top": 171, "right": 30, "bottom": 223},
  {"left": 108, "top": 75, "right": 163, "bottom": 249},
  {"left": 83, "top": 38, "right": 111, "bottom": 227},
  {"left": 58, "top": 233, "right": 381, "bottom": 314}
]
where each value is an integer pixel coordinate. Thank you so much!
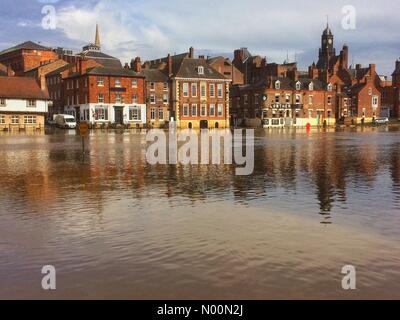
[
  {"left": 275, "top": 80, "right": 281, "bottom": 90},
  {"left": 197, "top": 66, "right": 204, "bottom": 75},
  {"left": 327, "top": 83, "right": 333, "bottom": 91},
  {"left": 295, "top": 81, "right": 301, "bottom": 91},
  {"left": 309, "top": 82, "right": 314, "bottom": 91}
]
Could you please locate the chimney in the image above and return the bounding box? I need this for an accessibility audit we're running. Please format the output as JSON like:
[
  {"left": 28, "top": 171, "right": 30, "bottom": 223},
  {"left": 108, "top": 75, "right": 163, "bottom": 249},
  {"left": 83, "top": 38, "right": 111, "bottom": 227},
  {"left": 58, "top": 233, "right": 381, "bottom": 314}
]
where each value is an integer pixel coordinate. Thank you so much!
[
  {"left": 132, "top": 57, "right": 142, "bottom": 73},
  {"left": 168, "top": 54, "right": 173, "bottom": 77},
  {"left": 356, "top": 64, "right": 361, "bottom": 70},
  {"left": 369, "top": 63, "right": 376, "bottom": 76},
  {"left": 189, "top": 47, "right": 194, "bottom": 58},
  {"left": 199, "top": 55, "right": 205, "bottom": 60},
  {"left": 124, "top": 63, "right": 130, "bottom": 69}
]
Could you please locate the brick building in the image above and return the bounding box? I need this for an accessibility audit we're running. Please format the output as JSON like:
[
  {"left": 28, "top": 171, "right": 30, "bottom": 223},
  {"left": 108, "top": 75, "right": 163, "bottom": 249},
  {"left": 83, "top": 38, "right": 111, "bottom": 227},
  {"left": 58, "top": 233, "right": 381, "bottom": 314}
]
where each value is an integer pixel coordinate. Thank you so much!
[
  {"left": 392, "top": 60, "right": 400, "bottom": 119},
  {"left": 130, "top": 57, "right": 170, "bottom": 128},
  {"left": 0, "top": 76, "right": 50, "bottom": 131},
  {"left": 207, "top": 56, "right": 244, "bottom": 85},
  {"left": 143, "top": 47, "right": 231, "bottom": 129},
  {"left": 0, "top": 41, "right": 58, "bottom": 75}
]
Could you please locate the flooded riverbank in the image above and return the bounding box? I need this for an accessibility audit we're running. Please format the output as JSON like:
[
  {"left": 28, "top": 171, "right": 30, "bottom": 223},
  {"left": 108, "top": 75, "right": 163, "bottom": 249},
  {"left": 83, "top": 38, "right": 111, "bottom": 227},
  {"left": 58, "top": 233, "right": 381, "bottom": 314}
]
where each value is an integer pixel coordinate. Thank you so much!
[{"left": 0, "top": 127, "right": 399, "bottom": 299}]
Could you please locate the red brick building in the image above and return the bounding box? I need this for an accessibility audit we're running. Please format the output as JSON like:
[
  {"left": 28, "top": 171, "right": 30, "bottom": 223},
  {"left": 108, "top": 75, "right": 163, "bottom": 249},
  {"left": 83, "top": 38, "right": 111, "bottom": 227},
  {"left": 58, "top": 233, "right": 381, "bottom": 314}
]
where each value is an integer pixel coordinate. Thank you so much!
[
  {"left": 130, "top": 57, "right": 170, "bottom": 128},
  {"left": 207, "top": 56, "right": 244, "bottom": 85},
  {"left": 0, "top": 41, "right": 58, "bottom": 75},
  {"left": 46, "top": 59, "right": 146, "bottom": 127},
  {"left": 392, "top": 60, "right": 400, "bottom": 119}
]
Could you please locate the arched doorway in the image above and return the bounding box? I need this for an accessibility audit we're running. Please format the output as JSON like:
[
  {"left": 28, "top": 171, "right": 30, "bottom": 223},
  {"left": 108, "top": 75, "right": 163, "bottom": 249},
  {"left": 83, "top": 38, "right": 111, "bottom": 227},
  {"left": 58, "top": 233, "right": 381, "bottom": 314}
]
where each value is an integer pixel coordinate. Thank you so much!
[
  {"left": 200, "top": 120, "right": 208, "bottom": 129},
  {"left": 215, "top": 122, "right": 219, "bottom": 129},
  {"left": 188, "top": 122, "right": 193, "bottom": 129}
]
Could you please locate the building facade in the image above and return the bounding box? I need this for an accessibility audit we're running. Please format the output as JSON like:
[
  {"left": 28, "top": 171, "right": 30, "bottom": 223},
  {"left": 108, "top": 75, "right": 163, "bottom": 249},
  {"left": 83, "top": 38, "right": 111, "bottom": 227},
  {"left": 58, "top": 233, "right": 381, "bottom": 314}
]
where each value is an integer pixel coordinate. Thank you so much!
[
  {"left": 144, "top": 47, "right": 230, "bottom": 129},
  {"left": 61, "top": 61, "right": 146, "bottom": 127},
  {"left": 392, "top": 60, "right": 400, "bottom": 119},
  {"left": 0, "top": 76, "right": 49, "bottom": 131}
]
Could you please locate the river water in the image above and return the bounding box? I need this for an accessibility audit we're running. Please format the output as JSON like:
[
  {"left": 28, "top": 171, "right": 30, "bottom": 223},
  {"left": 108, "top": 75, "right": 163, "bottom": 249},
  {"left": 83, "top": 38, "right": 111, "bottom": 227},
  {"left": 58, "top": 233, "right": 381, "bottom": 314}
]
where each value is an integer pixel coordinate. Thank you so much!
[{"left": 0, "top": 127, "right": 399, "bottom": 299}]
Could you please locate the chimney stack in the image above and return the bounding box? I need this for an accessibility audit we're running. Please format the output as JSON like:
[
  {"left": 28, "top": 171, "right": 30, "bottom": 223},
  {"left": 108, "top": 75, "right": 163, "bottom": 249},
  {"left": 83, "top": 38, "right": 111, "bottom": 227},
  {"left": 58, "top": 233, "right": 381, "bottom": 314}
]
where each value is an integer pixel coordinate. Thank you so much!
[
  {"left": 132, "top": 57, "right": 142, "bottom": 73},
  {"left": 168, "top": 54, "right": 173, "bottom": 77},
  {"left": 189, "top": 47, "right": 194, "bottom": 58},
  {"left": 6, "top": 65, "right": 14, "bottom": 77}
]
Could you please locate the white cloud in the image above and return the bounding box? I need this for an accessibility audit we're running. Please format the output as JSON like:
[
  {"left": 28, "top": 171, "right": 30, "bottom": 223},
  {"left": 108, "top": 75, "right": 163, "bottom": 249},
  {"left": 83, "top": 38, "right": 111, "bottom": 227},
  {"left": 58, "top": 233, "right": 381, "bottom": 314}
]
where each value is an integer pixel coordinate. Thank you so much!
[{"left": 54, "top": 0, "right": 400, "bottom": 74}]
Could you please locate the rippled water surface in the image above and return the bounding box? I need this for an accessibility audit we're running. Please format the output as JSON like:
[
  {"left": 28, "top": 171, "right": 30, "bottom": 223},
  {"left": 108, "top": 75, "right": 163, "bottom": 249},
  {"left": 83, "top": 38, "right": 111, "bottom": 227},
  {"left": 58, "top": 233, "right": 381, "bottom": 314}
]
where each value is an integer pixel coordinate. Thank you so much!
[{"left": 0, "top": 127, "right": 399, "bottom": 299}]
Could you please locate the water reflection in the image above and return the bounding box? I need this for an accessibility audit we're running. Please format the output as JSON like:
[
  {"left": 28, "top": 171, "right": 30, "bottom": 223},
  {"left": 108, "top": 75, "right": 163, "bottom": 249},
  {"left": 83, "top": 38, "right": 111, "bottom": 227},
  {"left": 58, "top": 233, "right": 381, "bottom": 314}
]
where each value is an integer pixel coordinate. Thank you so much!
[{"left": 1, "top": 127, "right": 400, "bottom": 299}]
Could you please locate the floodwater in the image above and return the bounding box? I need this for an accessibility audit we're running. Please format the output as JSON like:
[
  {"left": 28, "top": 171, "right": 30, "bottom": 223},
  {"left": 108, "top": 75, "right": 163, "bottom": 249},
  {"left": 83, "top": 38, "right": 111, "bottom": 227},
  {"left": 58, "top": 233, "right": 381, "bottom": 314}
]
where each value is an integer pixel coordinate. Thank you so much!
[{"left": 0, "top": 127, "right": 399, "bottom": 299}]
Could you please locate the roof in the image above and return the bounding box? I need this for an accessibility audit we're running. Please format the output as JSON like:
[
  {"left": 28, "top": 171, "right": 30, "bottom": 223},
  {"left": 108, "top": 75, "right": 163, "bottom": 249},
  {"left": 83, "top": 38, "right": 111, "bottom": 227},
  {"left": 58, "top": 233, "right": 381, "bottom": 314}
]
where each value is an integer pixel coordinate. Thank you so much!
[
  {"left": 0, "top": 62, "right": 7, "bottom": 76},
  {"left": 140, "top": 69, "right": 168, "bottom": 82},
  {"left": 82, "top": 67, "right": 144, "bottom": 78},
  {"left": 80, "top": 50, "right": 122, "bottom": 69},
  {"left": 175, "top": 58, "right": 226, "bottom": 80},
  {"left": 235, "top": 76, "right": 325, "bottom": 92},
  {"left": 0, "top": 41, "right": 52, "bottom": 55},
  {"left": 0, "top": 76, "right": 49, "bottom": 99},
  {"left": 46, "top": 64, "right": 73, "bottom": 77}
]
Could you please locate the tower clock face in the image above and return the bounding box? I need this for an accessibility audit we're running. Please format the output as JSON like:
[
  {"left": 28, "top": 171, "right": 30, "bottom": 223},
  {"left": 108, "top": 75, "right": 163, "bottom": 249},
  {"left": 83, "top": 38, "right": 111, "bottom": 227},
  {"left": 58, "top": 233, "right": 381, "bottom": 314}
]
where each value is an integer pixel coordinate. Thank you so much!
[{"left": 328, "top": 39, "right": 333, "bottom": 44}]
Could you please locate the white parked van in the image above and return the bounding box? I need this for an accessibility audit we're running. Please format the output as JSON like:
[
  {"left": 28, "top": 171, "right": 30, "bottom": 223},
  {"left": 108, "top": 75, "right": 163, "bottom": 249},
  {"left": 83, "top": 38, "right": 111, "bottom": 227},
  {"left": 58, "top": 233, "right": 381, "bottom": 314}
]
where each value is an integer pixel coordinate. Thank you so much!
[{"left": 54, "top": 114, "right": 77, "bottom": 129}]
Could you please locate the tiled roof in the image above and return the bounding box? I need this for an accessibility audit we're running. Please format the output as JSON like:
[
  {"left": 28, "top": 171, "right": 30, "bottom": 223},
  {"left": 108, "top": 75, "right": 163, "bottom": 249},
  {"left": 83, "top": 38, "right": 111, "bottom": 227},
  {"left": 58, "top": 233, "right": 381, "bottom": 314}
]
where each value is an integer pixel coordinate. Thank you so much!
[
  {"left": 140, "top": 69, "right": 168, "bottom": 82},
  {"left": 175, "top": 58, "right": 226, "bottom": 80},
  {"left": 86, "top": 67, "right": 144, "bottom": 78},
  {"left": 80, "top": 50, "right": 122, "bottom": 69},
  {"left": 0, "top": 76, "right": 49, "bottom": 99},
  {"left": 0, "top": 41, "right": 52, "bottom": 55}
]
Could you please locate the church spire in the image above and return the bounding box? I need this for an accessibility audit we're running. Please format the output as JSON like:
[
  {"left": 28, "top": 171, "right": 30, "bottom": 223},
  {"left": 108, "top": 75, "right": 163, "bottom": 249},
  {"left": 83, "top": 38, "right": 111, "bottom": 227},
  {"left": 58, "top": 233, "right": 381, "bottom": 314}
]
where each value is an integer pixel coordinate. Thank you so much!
[{"left": 95, "top": 23, "right": 100, "bottom": 47}]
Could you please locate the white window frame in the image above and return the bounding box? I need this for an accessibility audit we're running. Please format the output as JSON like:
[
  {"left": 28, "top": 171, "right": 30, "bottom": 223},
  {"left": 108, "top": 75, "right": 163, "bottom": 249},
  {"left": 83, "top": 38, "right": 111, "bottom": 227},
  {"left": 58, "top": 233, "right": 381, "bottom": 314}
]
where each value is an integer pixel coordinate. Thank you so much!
[
  {"left": 191, "top": 104, "right": 198, "bottom": 116},
  {"left": 217, "top": 84, "right": 223, "bottom": 98},
  {"left": 98, "top": 93, "right": 104, "bottom": 103},
  {"left": 217, "top": 104, "right": 223, "bottom": 117},
  {"left": 183, "top": 83, "right": 189, "bottom": 97},
  {"left": 201, "top": 103, "right": 207, "bottom": 117},
  {"left": 191, "top": 83, "right": 197, "bottom": 97},
  {"left": 150, "top": 94, "right": 156, "bottom": 104},
  {"left": 183, "top": 104, "right": 189, "bottom": 117},
  {"left": 209, "top": 104, "right": 215, "bottom": 117}
]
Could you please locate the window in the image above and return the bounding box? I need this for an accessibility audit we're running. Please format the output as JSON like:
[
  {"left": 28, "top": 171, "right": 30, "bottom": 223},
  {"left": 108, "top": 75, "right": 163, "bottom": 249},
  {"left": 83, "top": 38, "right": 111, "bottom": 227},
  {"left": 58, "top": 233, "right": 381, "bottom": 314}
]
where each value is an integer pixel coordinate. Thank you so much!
[
  {"left": 254, "top": 94, "right": 259, "bottom": 105},
  {"left": 115, "top": 94, "right": 123, "bottom": 104},
  {"left": 183, "top": 104, "right": 189, "bottom": 117},
  {"left": 94, "top": 107, "right": 108, "bottom": 121},
  {"left": 0, "top": 98, "right": 5, "bottom": 106},
  {"left": 327, "top": 96, "right": 332, "bottom": 105},
  {"left": 132, "top": 94, "right": 138, "bottom": 103},
  {"left": 372, "top": 96, "right": 379, "bottom": 107},
  {"left": 150, "top": 94, "right": 156, "bottom": 104},
  {"left": 308, "top": 95, "right": 313, "bottom": 105},
  {"left": 275, "top": 81, "right": 280, "bottom": 90},
  {"left": 201, "top": 83, "right": 206, "bottom": 98},
  {"left": 98, "top": 94, "right": 104, "bottom": 103},
  {"left": 244, "top": 95, "right": 248, "bottom": 104},
  {"left": 11, "top": 116, "right": 19, "bottom": 124},
  {"left": 150, "top": 82, "right": 155, "bottom": 91},
  {"left": 201, "top": 104, "right": 207, "bottom": 117},
  {"left": 158, "top": 108, "right": 164, "bottom": 120},
  {"left": 217, "top": 104, "right": 223, "bottom": 116},
  {"left": 24, "top": 115, "right": 37, "bottom": 124},
  {"left": 285, "top": 94, "right": 290, "bottom": 103},
  {"left": 209, "top": 104, "right": 215, "bottom": 116},
  {"left": 27, "top": 99, "right": 36, "bottom": 107},
  {"left": 295, "top": 94, "right": 301, "bottom": 104},
  {"left": 197, "top": 66, "right": 204, "bottom": 75},
  {"left": 183, "top": 83, "right": 189, "bottom": 97},
  {"left": 97, "top": 77, "right": 104, "bottom": 86},
  {"left": 191, "top": 104, "right": 197, "bottom": 116},
  {"left": 163, "top": 94, "right": 168, "bottom": 104},
  {"left": 191, "top": 83, "right": 197, "bottom": 97},
  {"left": 115, "top": 78, "right": 121, "bottom": 87},
  {"left": 76, "top": 95, "right": 79, "bottom": 105},
  {"left": 296, "top": 82, "right": 301, "bottom": 91},
  {"left": 0, "top": 115, "right": 5, "bottom": 123},
  {"left": 327, "top": 83, "right": 333, "bottom": 91},
  {"left": 129, "top": 107, "right": 141, "bottom": 121},
  {"left": 150, "top": 108, "right": 156, "bottom": 120},
  {"left": 76, "top": 79, "right": 79, "bottom": 89},
  {"left": 85, "top": 78, "right": 88, "bottom": 87},
  {"left": 163, "top": 82, "right": 168, "bottom": 91},
  {"left": 217, "top": 84, "right": 223, "bottom": 98},
  {"left": 209, "top": 84, "right": 215, "bottom": 97},
  {"left": 309, "top": 82, "right": 314, "bottom": 91},
  {"left": 275, "top": 94, "right": 280, "bottom": 103},
  {"left": 132, "top": 80, "right": 138, "bottom": 88}
]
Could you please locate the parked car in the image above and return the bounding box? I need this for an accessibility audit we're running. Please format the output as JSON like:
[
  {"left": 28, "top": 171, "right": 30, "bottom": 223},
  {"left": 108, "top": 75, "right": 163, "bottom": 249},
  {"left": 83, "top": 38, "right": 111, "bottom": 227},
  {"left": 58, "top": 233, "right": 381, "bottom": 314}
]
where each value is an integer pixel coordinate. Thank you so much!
[
  {"left": 374, "top": 117, "right": 389, "bottom": 125},
  {"left": 54, "top": 114, "right": 77, "bottom": 129}
]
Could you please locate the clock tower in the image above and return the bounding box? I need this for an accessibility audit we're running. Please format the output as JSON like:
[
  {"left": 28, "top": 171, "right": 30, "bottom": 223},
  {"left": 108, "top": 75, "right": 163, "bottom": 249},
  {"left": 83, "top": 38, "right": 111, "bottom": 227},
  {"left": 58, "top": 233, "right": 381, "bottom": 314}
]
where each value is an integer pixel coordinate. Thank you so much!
[{"left": 317, "top": 24, "right": 336, "bottom": 69}]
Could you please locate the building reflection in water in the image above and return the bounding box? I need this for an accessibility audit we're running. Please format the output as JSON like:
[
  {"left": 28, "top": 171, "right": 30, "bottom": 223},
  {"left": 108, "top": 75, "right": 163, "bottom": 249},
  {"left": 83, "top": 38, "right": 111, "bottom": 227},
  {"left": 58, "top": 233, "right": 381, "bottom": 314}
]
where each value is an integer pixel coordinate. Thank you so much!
[{"left": 0, "top": 127, "right": 399, "bottom": 225}]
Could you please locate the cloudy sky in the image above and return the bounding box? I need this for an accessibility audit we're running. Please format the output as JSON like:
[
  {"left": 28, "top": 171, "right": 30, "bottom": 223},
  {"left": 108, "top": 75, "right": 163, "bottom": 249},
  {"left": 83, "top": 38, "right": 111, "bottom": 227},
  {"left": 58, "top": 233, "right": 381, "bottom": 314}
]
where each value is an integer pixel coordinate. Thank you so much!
[{"left": 0, "top": 0, "right": 399, "bottom": 75}]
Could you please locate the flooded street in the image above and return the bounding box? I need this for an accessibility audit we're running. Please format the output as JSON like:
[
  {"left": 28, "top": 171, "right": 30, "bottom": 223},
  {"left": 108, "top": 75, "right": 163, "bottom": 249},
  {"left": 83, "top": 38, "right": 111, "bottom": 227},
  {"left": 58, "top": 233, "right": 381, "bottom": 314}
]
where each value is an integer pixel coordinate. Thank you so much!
[{"left": 0, "top": 127, "right": 400, "bottom": 299}]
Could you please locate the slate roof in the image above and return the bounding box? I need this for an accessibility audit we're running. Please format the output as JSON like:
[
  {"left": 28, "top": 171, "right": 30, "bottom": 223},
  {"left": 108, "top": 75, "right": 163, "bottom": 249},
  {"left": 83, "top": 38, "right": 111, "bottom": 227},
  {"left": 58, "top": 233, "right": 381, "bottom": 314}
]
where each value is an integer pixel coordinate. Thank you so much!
[
  {"left": 86, "top": 67, "right": 143, "bottom": 77},
  {"left": 175, "top": 58, "right": 226, "bottom": 80},
  {"left": 140, "top": 69, "right": 168, "bottom": 82},
  {"left": 46, "top": 64, "right": 73, "bottom": 77},
  {"left": 0, "top": 76, "right": 49, "bottom": 99},
  {"left": 80, "top": 50, "right": 122, "bottom": 69},
  {"left": 0, "top": 41, "right": 52, "bottom": 55}
]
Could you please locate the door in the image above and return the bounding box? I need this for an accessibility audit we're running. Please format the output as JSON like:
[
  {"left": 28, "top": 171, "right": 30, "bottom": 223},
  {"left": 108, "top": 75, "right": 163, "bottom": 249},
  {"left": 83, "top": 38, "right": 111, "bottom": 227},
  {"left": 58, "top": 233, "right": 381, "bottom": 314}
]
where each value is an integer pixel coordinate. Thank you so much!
[
  {"left": 200, "top": 120, "right": 208, "bottom": 129},
  {"left": 114, "top": 107, "right": 123, "bottom": 125}
]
